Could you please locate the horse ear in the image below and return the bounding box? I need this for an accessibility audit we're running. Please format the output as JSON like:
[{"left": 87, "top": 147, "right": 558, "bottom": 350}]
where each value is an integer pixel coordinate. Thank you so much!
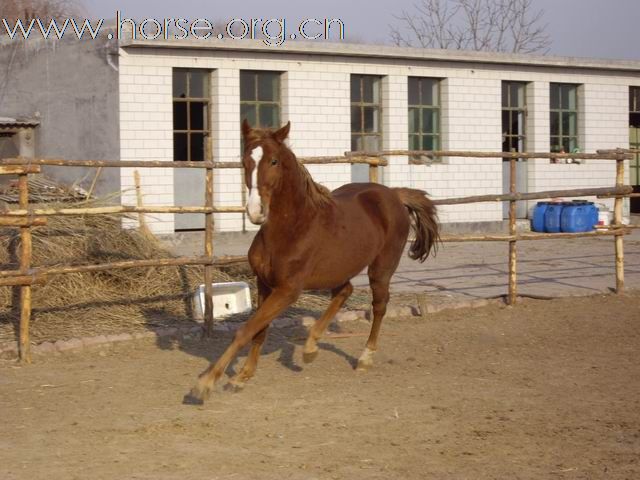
[
  {"left": 272, "top": 121, "right": 291, "bottom": 144},
  {"left": 241, "top": 119, "right": 252, "bottom": 139}
]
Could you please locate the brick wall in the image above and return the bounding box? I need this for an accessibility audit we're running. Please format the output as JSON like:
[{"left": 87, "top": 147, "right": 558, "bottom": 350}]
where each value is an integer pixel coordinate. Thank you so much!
[{"left": 118, "top": 48, "right": 639, "bottom": 233}]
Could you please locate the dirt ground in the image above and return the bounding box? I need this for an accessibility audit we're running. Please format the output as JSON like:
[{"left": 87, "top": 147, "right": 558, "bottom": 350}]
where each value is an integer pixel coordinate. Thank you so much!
[{"left": 1, "top": 293, "right": 639, "bottom": 480}]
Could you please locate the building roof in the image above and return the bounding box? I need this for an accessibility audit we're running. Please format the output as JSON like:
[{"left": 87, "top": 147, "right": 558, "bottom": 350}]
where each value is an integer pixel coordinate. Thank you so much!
[
  {"left": 121, "top": 38, "right": 640, "bottom": 74},
  {"left": 0, "top": 117, "right": 40, "bottom": 130}
]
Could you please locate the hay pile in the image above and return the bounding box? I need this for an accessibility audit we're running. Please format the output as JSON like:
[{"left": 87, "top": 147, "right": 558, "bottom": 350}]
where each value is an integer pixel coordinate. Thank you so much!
[{"left": 0, "top": 202, "right": 237, "bottom": 343}]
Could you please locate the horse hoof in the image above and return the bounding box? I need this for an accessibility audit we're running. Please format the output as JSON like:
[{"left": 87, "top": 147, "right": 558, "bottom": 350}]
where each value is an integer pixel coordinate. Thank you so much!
[
  {"left": 303, "top": 350, "right": 319, "bottom": 364},
  {"left": 356, "top": 348, "right": 375, "bottom": 371},
  {"left": 182, "top": 391, "right": 205, "bottom": 405},
  {"left": 183, "top": 384, "right": 211, "bottom": 405},
  {"left": 356, "top": 360, "right": 372, "bottom": 372},
  {"left": 224, "top": 381, "right": 245, "bottom": 393}
]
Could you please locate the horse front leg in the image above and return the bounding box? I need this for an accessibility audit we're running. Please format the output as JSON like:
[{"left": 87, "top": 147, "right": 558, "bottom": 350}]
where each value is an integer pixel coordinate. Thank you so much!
[
  {"left": 227, "top": 278, "right": 271, "bottom": 390},
  {"left": 185, "top": 287, "right": 299, "bottom": 404},
  {"left": 226, "top": 326, "right": 269, "bottom": 391},
  {"left": 303, "top": 282, "right": 353, "bottom": 363}
]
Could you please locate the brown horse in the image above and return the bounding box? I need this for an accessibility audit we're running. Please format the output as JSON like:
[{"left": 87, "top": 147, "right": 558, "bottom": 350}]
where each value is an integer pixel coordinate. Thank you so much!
[{"left": 186, "top": 120, "right": 439, "bottom": 403}]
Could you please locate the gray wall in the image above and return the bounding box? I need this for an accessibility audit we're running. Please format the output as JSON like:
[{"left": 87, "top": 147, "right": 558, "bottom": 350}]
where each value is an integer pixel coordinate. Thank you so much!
[
  {"left": 0, "top": 36, "right": 121, "bottom": 197},
  {"left": 0, "top": 136, "right": 19, "bottom": 158}
]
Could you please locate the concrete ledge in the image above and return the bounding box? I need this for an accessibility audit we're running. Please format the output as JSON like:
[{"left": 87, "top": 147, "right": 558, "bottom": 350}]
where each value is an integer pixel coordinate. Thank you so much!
[{"left": 0, "top": 297, "right": 504, "bottom": 360}]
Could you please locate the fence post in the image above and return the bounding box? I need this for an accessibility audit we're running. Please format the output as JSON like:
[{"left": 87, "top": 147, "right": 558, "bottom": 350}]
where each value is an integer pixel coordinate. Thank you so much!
[
  {"left": 240, "top": 167, "right": 247, "bottom": 233},
  {"left": 133, "top": 170, "right": 151, "bottom": 236},
  {"left": 368, "top": 158, "right": 379, "bottom": 183},
  {"left": 613, "top": 149, "right": 625, "bottom": 293},
  {"left": 18, "top": 173, "right": 33, "bottom": 362},
  {"left": 203, "top": 160, "right": 215, "bottom": 336},
  {"left": 508, "top": 155, "right": 517, "bottom": 305}
]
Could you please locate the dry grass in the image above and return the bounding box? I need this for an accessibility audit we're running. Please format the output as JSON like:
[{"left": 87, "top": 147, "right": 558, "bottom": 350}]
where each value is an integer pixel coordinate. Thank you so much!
[{"left": 0, "top": 200, "right": 233, "bottom": 343}]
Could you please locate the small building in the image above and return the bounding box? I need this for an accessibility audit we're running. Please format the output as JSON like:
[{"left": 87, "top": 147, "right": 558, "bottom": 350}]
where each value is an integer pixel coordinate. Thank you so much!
[
  {"left": 1, "top": 36, "right": 639, "bottom": 233},
  {"left": 0, "top": 117, "right": 39, "bottom": 156},
  {"left": 0, "top": 116, "right": 39, "bottom": 189}
]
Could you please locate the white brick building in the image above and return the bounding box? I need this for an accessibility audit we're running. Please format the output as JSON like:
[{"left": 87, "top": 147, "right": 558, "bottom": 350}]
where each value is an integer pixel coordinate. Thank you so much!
[{"left": 3, "top": 38, "right": 639, "bottom": 233}]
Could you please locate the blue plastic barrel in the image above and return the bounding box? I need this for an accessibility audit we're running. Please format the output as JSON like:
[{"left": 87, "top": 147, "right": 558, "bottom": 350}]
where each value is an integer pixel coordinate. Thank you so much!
[
  {"left": 531, "top": 202, "right": 550, "bottom": 232},
  {"left": 561, "top": 200, "right": 599, "bottom": 232},
  {"left": 544, "top": 203, "right": 566, "bottom": 233},
  {"left": 561, "top": 203, "right": 590, "bottom": 232},
  {"left": 587, "top": 203, "right": 599, "bottom": 230}
]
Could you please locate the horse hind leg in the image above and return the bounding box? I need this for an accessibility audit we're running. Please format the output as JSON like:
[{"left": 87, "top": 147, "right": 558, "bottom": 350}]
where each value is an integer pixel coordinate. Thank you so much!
[
  {"left": 358, "top": 254, "right": 399, "bottom": 371},
  {"left": 357, "top": 278, "right": 390, "bottom": 371},
  {"left": 303, "top": 281, "right": 353, "bottom": 363}
]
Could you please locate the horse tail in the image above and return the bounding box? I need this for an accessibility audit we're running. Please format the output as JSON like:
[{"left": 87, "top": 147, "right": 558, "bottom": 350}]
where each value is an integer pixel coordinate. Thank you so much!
[{"left": 393, "top": 188, "right": 440, "bottom": 263}]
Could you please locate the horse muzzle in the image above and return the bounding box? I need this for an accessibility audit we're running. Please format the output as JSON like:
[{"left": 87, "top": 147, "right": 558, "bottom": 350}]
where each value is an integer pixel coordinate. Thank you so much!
[
  {"left": 246, "top": 187, "right": 269, "bottom": 225},
  {"left": 247, "top": 212, "right": 267, "bottom": 225},
  {"left": 246, "top": 202, "right": 268, "bottom": 225}
]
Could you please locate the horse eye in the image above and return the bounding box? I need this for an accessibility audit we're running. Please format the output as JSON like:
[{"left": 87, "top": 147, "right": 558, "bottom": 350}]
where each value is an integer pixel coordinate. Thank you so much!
[{"left": 271, "top": 159, "right": 278, "bottom": 166}]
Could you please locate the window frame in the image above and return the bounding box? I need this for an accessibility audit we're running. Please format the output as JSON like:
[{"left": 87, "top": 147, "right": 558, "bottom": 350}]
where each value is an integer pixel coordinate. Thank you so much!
[
  {"left": 630, "top": 85, "right": 640, "bottom": 114},
  {"left": 239, "top": 70, "right": 281, "bottom": 130},
  {"left": 629, "top": 86, "right": 640, "bottom": 185},
  {"left": 550, "top": 83, "right": 579, "bottom": 154},
  {"left": 350, "top": 74, "right": 383, "bottom": 153},
  {"left": 408, "top": 76, "right": 442, "bottom": 154},
  {"left": 502, "top": 81, "right": 527, "bottom": 154},
  {"left": 172, "top": 68, "right": 211, "bottom": 162}
]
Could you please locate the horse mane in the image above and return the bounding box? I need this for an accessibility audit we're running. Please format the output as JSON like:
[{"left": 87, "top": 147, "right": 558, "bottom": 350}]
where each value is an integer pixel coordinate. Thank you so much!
[
  {"left": 296, "top": 161, "right": 334, "bottom": 209},
  {"left": 247, "top": 127, "right": 334, "bottom": 209}
]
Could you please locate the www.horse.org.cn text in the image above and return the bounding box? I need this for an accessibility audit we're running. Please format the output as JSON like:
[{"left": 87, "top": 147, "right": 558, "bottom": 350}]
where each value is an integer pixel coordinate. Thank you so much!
[{"left": 0, "top": 12, "right": 346, "bottom": 46}]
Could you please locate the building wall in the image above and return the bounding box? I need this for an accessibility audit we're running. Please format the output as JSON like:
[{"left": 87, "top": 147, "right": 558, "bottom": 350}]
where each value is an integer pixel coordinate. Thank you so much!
[
  {"left": 0, "top": 38, "right": 121, "bottom": 196},
  {"left": 118, "top": 47, "right": 639, "bottom": 234}
]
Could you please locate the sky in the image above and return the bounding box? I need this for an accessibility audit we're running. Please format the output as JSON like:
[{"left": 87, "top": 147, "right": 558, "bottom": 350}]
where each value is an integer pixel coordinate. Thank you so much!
[{"left": 83, "top": 0, "right": 640, "bottom": 61}]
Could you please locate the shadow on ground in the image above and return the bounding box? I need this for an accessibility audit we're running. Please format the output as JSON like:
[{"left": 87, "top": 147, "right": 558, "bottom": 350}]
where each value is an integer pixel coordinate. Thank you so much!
[{"left": 146, "top": 306, "right": 361, "bottom": 394}]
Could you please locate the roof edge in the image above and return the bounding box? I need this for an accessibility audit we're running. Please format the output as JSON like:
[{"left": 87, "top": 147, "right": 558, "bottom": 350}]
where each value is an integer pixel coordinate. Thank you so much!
[
  {"left": 120, "top": 38, "right": 640, "bottom": 73},
  {"left": 0, "top": 117, "right": 40, "bottom": 129}
]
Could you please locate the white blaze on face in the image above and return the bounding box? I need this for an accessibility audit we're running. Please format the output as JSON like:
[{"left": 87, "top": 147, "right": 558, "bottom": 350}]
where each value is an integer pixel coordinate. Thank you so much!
[{"left": 247, "top": 146, "right": 264, "bottom": 223}]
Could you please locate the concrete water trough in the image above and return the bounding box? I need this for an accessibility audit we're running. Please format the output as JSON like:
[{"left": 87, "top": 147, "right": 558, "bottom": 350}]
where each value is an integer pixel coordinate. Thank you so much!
[{"left": 192, "top": 282, "right": 252, "bottom": 321}]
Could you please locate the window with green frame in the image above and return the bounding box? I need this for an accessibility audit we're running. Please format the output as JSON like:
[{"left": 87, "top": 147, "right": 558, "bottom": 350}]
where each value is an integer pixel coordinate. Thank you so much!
[
  {"left": 408, "top": 77, "right": 441, "bottom": 155},
  {"left": 351, "top": 74, "right": 383, "bottom": 182},
  {"left": 502, "top": 81, "right": 526, "bottom": 153},
  {"left": 629, "top": 86, "right": 640, "bottom": 187},
  {"left": 351, "top": 74, "right": 382, "bottom": 152},
  {"left": 240, "top": 71, "right": 281, "bottom": 129},
  {"left": 173, "top": 69, "right": 210, "bottom": 161},
  {"left": 550, "top": 83, "right": 579, "bottom": 154}
]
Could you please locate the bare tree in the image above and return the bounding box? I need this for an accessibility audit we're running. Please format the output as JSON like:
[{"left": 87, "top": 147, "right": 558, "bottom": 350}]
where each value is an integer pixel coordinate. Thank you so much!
[
  {"left": 1, "top": 0, "right": 82, "bottom": 21},
  {"left": 390, "top": 0, "right": 551, "bottom": 54}
]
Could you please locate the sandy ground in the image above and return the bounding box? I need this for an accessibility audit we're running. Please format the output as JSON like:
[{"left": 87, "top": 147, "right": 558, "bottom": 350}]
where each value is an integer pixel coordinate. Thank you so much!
[{"left": 1, "top": 292, "right": 639, "bottom": 480}]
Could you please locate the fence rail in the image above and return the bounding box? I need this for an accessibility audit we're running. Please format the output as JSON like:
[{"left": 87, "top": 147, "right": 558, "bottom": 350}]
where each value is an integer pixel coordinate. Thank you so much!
[
  {"left": 0, "top": 148, "right": 634, "bottom": 362},
  {"left": 346, "top": 149, "right": 632, "bottom": 161},
  {"left": 433, "top": 186, "right": 633, "bottom": 206}
]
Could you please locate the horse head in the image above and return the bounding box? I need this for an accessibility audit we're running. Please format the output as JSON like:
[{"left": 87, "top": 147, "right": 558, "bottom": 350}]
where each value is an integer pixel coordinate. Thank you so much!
[{"left": 241, "top": 119, "right": 292, "bottom": 225}]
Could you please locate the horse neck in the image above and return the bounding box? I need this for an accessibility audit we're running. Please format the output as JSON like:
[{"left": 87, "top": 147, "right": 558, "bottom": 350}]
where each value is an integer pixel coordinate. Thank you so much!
[{"left": 269, "top": 155, "right": 319, "bottom": 227}]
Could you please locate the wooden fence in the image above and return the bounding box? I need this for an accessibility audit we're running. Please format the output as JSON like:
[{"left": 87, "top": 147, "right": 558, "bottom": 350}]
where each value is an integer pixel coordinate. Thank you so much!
[
  {"left": 0, "top": 155, "right": 384, "bottom": 362},
  {"left": 0, "top": 148, "right": 635, "bottom": 362},
  {"left": 348, "top": 148, "right": 636, "bottom": 306}
]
